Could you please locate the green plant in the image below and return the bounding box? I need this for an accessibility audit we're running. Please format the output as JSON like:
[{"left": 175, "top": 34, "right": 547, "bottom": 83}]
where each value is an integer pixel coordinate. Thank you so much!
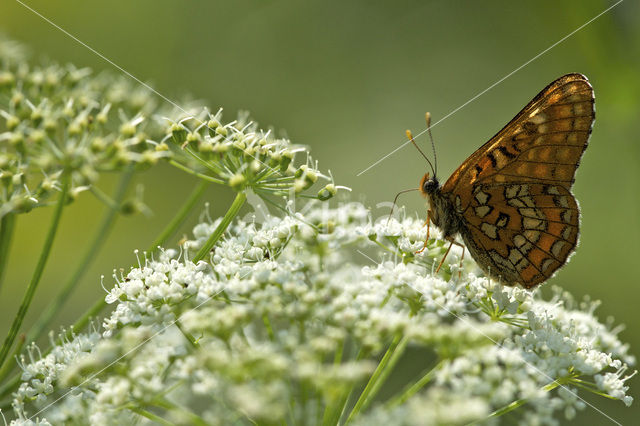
[{"left": 0, "top": 37, "right": 634, "bottom": 426}]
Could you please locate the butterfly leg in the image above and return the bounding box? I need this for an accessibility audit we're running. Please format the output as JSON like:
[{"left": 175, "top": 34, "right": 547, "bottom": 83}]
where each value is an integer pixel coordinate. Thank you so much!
[
  {"left": 415, "top": 210, "right": 433, "bottom": 254},
  {"left": 435, "top": 238, "right": 466, "bottom": 276}
]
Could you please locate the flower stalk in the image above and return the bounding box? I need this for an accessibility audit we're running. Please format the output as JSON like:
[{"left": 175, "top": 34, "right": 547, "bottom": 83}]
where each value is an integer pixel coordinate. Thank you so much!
[
  {"left": 193, "top": 190, "right": 247, "bottom": 262},
  {"left": 0, "top": 213, "right": 16, "bottom": 290},
  {"left": 0, "top": 170, "right": 70, "bottom": 370}
]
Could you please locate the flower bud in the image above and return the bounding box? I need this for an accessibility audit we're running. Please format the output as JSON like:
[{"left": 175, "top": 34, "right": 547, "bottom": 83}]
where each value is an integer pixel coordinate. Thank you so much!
[
  {"left": 229, "top": 174, "right": 246, "bottom": 191},
  {"left": 317, "top": 184, "right": 337, "bottom": 201},
  {"left": 171, "top": 123, "right": 187, "bottom": 144}
]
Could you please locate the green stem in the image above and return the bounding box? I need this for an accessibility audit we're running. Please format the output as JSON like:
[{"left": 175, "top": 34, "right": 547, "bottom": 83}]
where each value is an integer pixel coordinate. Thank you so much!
[
  {"left": 175, "top": 320, "right": 199, "bottom": 349},
  {"left": 0, "top": 172, "right": 70, "bottom": 370},
  {"left": 153, "top": 396, "right": 209, "bottom": 426},
  {"left": 26, "top": 168, "right": 134, "bottom": 345},
  {"left": 148, "top": 180, "right": 209, "bottom": 253},
  {"left": 193, "top": 191, "right": 246, "bottom": 262},
  {"left": 0, "top": 213, "right": 16, "bottom": 292},
  {"left": 321, "top": 339, "right": 347, "bottom": 426},
  {"left": 345, "top": 335, "right": 408, "bottom": 423},
  {"left": 168, "top": 159, "right": 226, "bottom": 185},
  {"left": 130, "top": 407, "right": 174, "bottom": 426},
  {"left": 262, "top": 314, "right": 275, "bottom": 341},
  {"left": 0, "top": 368, "right": 20, "bottom": 400},
  {"left": 0, "top": 334, "right": 25, "bottom": 383},
  {"left": 385, "top": 359, "right": 443, "bottom": 409},
  {"left": 475, "top": 378, "right": 565, "bottom": 424},
  {"left": 90, "top": 185, "right": 120, "bottom": 210}
]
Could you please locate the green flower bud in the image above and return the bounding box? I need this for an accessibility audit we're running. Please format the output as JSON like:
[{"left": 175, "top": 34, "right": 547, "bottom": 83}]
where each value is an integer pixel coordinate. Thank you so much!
[
  {"left": 14, "top": 195, "right": 38, "bottom": 213},
  {"left": 12, "top": 172, "right": 24, "bottom": 186},
  {"left": 68, "top": 122, "right": 82, "bottom": 136},
  {"left": 186, "top": 132, "right": 201, "bottom": 144},
  {"left": 5, "top": 115, "right": 19, "bottom": 130},
  {"left": 30, "top": 129, "right": 45, "bottom": 144},
  {"left": 300, "top": 169, "right": 318, "bottom": 190},
  {"left": 0, "top": 171, "right": 13, "bottom": 186},
  {"left": 215, "top": 126, "right": 228, "bottom": 137},
  {"left": 199, "top": 140, "right": 215, "bottom": 153},
  {"left": 9, "top": 131, "right": 24, "bottom": 147},
  {"left": 317, "top": 184, "right": 337, "bottom": 201},
  {"left": 119, "top": 122, "right": 137, "bottom": 138},
  {"left": 140, "top": 151, "right": 159, "bottom": 166},
  {"left": 229, "top": 173, "right": 246, "bottom": 191},
  {"left": 91, "top": 137, "right": 107, "bottom": 152},
  {"left": 279, "top": 150, "right": 293, "bottom": 172},
  {"left": 171, "top": 123, "right": 187, "bottom": 144},
  {"left": 293, "top": 179, "right": 306, "bottom": 193},
  {"left": 30, "top": 108, "right": 43, "bottom": 126},
  {"left": 44, "top": 118, "right": 57, "bottom": 133},
  {"left": 10, "top": 92, "right": 24, "bottom": 107},
  {"left": 294, "top": 164, "right": 308, "bottom": 179},
  {"left": 120, "top": 200, "right": 138, "bottom": 215},
  {"left": 0, "top": 71, "right": 15, "bottom": 88}
]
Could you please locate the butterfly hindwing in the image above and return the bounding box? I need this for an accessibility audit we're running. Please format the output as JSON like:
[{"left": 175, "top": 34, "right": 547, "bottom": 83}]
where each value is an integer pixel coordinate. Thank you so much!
[{"left": 460, "top": 182, "right": 579, "bottom": 287}]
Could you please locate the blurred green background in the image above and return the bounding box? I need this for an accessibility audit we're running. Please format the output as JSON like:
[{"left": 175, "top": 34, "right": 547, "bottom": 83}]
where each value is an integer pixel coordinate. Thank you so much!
[{"left": 1, "top": 1, "right": 638, "bottom": 424}]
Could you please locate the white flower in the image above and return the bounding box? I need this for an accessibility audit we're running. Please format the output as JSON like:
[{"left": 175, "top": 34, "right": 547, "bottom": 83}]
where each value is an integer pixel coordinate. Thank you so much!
[{"left": 10, "top": 202, "right": 635, "bottom": 425}]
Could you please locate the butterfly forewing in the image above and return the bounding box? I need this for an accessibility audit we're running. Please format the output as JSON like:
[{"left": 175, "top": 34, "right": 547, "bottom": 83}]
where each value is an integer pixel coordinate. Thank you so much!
[{"left": 441, "top": 73, "right": 594, "bottom": 287}]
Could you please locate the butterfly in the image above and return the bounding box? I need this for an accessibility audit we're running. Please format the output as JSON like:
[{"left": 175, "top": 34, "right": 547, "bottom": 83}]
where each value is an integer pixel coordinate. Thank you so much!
[{"left": 411, "top": 73, "right": 594, "bottom": 288}]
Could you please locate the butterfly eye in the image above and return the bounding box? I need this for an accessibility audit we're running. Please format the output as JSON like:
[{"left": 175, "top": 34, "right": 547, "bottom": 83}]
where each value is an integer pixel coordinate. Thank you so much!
[{"left": 419, "top": 173, "right": 430, "bottom": 194}]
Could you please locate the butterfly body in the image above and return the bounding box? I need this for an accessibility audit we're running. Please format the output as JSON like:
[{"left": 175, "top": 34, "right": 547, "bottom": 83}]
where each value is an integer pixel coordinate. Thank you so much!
[
  {"left": 420, "top": 175, "right": 463, "bottom": 239},
  {"left": 418, "top": 74, "right": 595, "bottom": 288}
]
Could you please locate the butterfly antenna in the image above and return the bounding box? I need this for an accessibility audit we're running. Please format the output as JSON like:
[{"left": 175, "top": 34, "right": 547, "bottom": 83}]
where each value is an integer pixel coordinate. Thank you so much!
[
  {"left": 425, "top": 112, "right": 438, "bottom": 177},
  {"left": 387, "top": 188, "right": 421, "bottom": 225},
  {"left": 406, "top": 129, "right": 436, "bottom": 177}
]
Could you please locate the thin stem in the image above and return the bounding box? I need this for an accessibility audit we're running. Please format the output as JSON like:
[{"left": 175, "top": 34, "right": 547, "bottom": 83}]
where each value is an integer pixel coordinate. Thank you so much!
[
  {"left": 26, "top": 168, "right": 134, "bottom": 345},
  {"left": 0, "top": 172, "right": 70, "bottom": 370},
  {"left": 90, "top": 185, "right": 120, "bottom": 210},
  {"left": 0, "top": 368, "right": 20, "bottom": 400},
  {"left": 148, "top": 180, "right": 209, "bottom": 253},
  {"left": 175, "top": 320, "right": 199, "bottom": 349},
  {"left": 193, "top": 191, "right": 246, "bottom": 262},
  {"left": 0, "top": 334, "right": 25, "bottom": 384},
  {"left": 153, "top": 396, "right": 209, "bottom": 426},
  {"left": 0, "top": 213, "right": 16, "bottom": 292},
  {"left": 321, "top": 339, "right": 347, "bottom": 426},
  {"left": 345, "top": 335, "right": 408, "bottom": 424},
  {"left": 130, "top": 407, "right": 174, "bottom": 426},
  {"left": 262, "top": 314, "right": 275, "bottom": 341},
  {"left": 385, "top": 359, "right": 443, "bottom": 409},
  {"left": 168, "top": 159, "right": 226, "bottom": 185},
  {"left": 473, "top": 378, "right": 566, "bottom": 424}
]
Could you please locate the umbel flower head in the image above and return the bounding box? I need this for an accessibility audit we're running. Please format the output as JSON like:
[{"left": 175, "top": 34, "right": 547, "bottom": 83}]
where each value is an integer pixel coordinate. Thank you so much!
[
  {"left": 0, "top": 35, "right": 344, "bottom": 220},
  {"left": 10, "top": 202, "right": 635, "bottom": 425},
  {"left": 162, "top": 108, "right": 346, "bottom": 201},
  {"left": 0, "top": 37, "right": 179, "bottom": 219}
]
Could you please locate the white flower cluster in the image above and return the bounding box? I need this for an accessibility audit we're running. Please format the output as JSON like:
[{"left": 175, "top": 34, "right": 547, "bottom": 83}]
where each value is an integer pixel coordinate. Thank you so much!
[
  {"left": 9, "top": 202, "right": 635, "bottom": 425},
  {"left": 0, "top": 37, "right": 185, "bottom": 219}
]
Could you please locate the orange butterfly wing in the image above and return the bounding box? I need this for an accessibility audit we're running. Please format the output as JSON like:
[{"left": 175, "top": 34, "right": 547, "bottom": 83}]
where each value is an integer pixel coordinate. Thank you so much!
[{"left": 442, "top": 74, "right": 594, "bottom": 287}]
